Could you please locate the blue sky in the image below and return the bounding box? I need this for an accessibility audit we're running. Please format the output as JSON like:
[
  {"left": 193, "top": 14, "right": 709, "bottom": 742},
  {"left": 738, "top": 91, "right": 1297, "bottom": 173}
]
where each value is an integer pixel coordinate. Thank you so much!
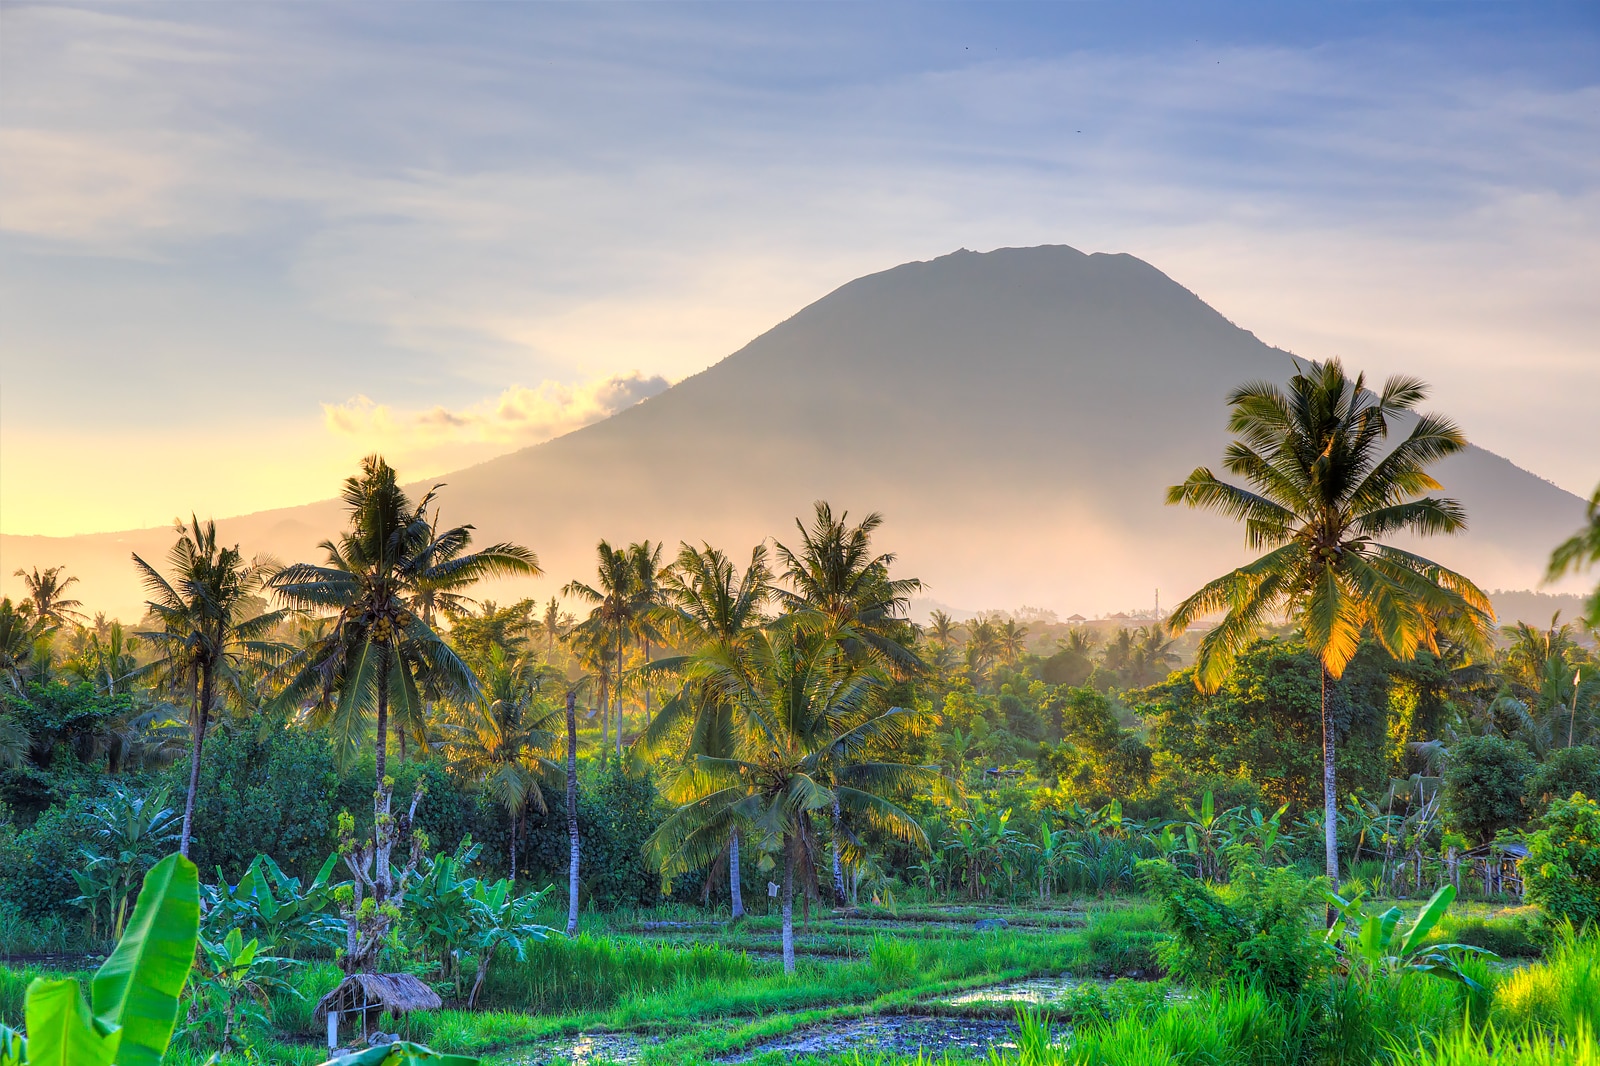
[{"left": 2, "top": 2, "right": 1597, "bottom": 533}]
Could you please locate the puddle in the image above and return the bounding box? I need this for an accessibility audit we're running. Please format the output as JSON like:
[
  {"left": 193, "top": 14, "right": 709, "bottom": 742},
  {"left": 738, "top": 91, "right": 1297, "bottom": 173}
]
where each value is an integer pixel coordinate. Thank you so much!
[
  {"left": 940, "top": 975, "right": 1110, "bottom": 1006},
  {"left": 507, "top": 1033, "right": 649, "bottom": 1065},
  {"left": 722, "top": 1015, "right": 1019, "bottom": 1062}
]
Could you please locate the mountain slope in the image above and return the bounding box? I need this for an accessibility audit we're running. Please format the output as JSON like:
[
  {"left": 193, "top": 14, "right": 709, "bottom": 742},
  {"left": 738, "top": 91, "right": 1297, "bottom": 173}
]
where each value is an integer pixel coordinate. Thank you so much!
[{"left": 3, "top": 245, "right": 1585, "bottom": 621}]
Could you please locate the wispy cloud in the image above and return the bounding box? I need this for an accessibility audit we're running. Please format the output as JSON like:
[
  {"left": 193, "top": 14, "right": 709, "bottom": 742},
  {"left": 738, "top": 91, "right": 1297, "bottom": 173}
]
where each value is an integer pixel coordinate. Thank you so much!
[{"left": 322, "top": 371, "right": 668, "bottom": 459}]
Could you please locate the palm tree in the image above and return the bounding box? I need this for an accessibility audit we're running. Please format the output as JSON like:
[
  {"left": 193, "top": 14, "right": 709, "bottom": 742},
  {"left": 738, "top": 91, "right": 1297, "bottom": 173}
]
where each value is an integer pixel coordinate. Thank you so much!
[
  {"left": 539, "top": 596, "right": 572, "bottom": 660},
  {"left": 0, "top": 598, "right": 48, "bottom": 692},
  {"left": 442, "top": 645, "right": 562, "bottom": 879},
  {"left": 646, "top": 615, "right": 934, "bottom": 973},
  {"left": 641, "top": 543, "right": 772, "bottom": 917},
  {"left": 130, "top": 517, "right": 289, "bottom": 858},
  {"left": 775, "top": 503, "right": 923, "bottom": 904},
  {"left": 13, "top": 565, "right": 84, "bottom": 628},
  {"left": 1166, "top": 359, "right": 1493, "bottom": 883},
  {"left": 270, "top": 456, "right": 538, "bottom": 906},
  {"left": 1549, "top": 481, "right": 1600, "bottom": 629},
  {"left": 629, "top": 540, "right": 668, "bottom": 732},
  {"left": 774, "top": 502, "right": 923, "bottom": 672},
  {"left": 565, "top": 541, "right": 646, "bottom": 762},
  {"left": 926, "top": 610, "right": 958, "bottom": 650},
  {"left": 997, "top": 618, "right": 1029, "bottom": 665},
  {"left": 964, "top": 617, "right": 1000, "bottom": 682}
]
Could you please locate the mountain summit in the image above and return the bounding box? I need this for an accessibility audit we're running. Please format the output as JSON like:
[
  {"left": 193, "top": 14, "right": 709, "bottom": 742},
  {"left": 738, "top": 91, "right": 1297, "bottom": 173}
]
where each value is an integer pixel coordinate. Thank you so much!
[{"left": 4, "top": 245, "right": 1583, "bottom": 619}]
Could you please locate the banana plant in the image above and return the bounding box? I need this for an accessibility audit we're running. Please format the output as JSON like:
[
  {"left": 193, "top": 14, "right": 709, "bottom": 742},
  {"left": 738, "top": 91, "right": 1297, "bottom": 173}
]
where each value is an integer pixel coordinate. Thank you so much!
[
  {"left": 0, "top": 853, "right": 478, "bottom": 1066},
  {"left": 187, "top": 927, "right": 301, "bottom": 1056},
  {"left": 1324, "top": 882, "right": 1493, "bottom": 988},
  {"left": 202, "top": 852, "right": 347, "bottom": 958},
  {"left": 5, "top": 851, "right": 199, "bottom": 1066}
]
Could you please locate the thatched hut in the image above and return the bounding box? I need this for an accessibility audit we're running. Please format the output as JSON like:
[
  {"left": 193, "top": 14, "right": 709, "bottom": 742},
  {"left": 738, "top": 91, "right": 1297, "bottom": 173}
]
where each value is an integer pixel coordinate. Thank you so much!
[{"left": 313, "top": 973, "right": 442, "bottom": 1050}]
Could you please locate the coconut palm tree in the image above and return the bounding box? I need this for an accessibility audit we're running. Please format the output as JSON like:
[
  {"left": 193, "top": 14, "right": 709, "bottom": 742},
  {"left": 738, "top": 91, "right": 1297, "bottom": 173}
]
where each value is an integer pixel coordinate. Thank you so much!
[
  {"left": 926, "top": 610, "right": 958, "bottom": 651},
  {"left": 964, "top": 617, "right": 1000, "bottom": 682},
  {"left": 130, "top": 517, "right": 290, "bottom": 858},
  {"left": 629, "top": 540, "right": 668, "bottom": 733},
  {"left": 775, "top": 503, "right": 923, "bottom": 903},
  {"left": 565, "top": 541, "right": 647, "bottom": 762},
  {"left": 997, "top": 618, "right": 1029, "bottom": 665},
  {"left": 646, "top": 615, "right": 934, "bottom": 972},
  {"left": 1166, "top": 359, "right": 1493, "bottom": 883},
  {"left": 539, "top": 597, "right": 572, "bottom": 660},
  {"left": 442, "top": 645, "right": 562, "bottom": 879},
  {"left": 0, "top": 598, "right": 48, "bottom": 692},
  {"left": 13, "top": 565, "right": 84, "bottom": 628},
  {"left": 774, "top": 502, "right": 923, "bottom": 673},
  {"left": 1549, "top": 481, "right": 1600, "bottom": 629},
  {"left": 641, "top": 543, "right": 772, "bottom": 916},
  {"left": 269, "top": 455, "right": 538, "bottom": 904}
]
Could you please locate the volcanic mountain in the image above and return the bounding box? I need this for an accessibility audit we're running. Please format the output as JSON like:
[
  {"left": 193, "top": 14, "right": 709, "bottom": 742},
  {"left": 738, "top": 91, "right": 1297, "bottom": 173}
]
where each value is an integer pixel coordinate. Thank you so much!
[{"left": 4, "top": 245, "right": 1586, "bottom": 621}]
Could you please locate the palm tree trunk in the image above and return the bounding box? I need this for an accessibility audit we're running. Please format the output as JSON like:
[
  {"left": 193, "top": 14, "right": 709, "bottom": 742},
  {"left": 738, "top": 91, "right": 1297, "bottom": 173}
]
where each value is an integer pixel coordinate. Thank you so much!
[
  {"left": 1322, "top": 665, "right": 1339, "bottom": 888},
  {"left": 729, "top": 827, "right": 744, "bottom": 919},
  {"left": 510, "top": 807, "right": 520, "bottom": 882},
  {"left": 781, "top": 833, "right": 795, "bottom": 975},
  {"left": 374, "top": 643, "right": 392, "bottom": 905},
  {"left": 830, "top": 797, "right": 847, "bottom": 906},
  {"left": 615, "top": 629, "right": 625, "bottom": 762},
  {"left": 179, "top": 664, "right": 213, "bottom": 858},
  {"left": 599, "top": 675, "right": 609, "bottom": 765},
  {"left": 566, "top": 689, "right": 580, "bottom": 938}
]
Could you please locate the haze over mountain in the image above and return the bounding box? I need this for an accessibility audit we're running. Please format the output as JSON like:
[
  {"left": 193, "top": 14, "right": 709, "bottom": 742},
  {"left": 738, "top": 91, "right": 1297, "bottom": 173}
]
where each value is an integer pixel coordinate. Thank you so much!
[{"left": 3, "top": 245, "right": 1586, "bottom": 623}]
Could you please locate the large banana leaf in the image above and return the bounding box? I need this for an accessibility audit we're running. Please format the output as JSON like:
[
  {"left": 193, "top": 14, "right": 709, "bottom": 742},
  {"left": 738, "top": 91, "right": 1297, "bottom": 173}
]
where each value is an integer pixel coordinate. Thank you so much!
[
  {"left": 90, "top": 853, "right": 201, "bottom": 1066},
  {"left": 1396, "top": 883, "right": 1455, "bottom": 958},
  {"left": 22, "top": 978, "right": 119, "bottom": 1066},
  {"left": 319, "top": 1042, "right": 477, "bottom": 1066}
]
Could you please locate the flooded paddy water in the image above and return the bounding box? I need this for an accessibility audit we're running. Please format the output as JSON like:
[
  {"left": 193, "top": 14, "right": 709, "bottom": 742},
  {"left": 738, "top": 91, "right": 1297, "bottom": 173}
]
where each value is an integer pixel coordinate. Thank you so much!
[{"left": 721, "top": 1015, "right": 1020, "bottom": 1062}]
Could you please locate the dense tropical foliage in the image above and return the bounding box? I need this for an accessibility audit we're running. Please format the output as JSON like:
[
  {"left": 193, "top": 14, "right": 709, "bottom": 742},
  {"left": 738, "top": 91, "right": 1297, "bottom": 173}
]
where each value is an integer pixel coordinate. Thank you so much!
[{"left": 1, "top": 364, "right": 1597, "bottom": 1064}]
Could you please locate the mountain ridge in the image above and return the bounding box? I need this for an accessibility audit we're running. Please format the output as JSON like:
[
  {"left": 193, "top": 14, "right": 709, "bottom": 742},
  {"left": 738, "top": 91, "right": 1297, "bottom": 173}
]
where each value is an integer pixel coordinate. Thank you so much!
[{"left": 2, "top": 245, "right": 1585, "bottom": 622}]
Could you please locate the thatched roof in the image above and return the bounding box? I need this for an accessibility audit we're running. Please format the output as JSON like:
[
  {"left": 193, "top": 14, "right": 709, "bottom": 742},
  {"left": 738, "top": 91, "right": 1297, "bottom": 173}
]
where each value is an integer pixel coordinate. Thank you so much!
[{"left": 313, "top": 973, "right": 442, "bottom": 1021}]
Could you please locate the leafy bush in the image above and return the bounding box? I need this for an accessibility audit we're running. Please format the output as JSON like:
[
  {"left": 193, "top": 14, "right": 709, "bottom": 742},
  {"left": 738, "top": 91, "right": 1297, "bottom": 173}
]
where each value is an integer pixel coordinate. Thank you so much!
[
  {"left": 1522, "top": 793, "right": 1600, "bottom": 926},
  {"left": 1525, "top": 747, "right": 1600, "bottom": 811},
  {"left": 1136, "top": 857, "right": 1328, "bottom": 995},
  {"left": 1442, "top": 736, "right": 1536, "bottom": 844}
]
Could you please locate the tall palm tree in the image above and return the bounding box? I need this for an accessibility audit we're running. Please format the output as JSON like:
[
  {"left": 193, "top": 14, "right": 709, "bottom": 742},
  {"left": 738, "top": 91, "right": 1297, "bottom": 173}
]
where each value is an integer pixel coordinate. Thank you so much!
[
  {"left": 629, "top": 540, "right": 668, "bottom": 733},
  {"left": 565, "top": 541, "right": 646, "bottom": 762},
  {"left": 130, "top": 517, "right": 289, "bottom": 858},
  {"left": 775, "top": 502, "right": 922, "bottom": 903},
  {"left": 1549, "top": 481, "right": 1600, "bottom": 629},
  {"left": 13, "top": 566, "right": 84, "bottom": 628},
  {"left": 997, "top": 618, "right": 1029, "bottom": 665},
  {"left": 641, "top": 543, "right": 773, "bottom": 917},
  {"left": 964, "top": 617, "right": 1000, "bottom": 683},
  {"left": 926, "top": 610, "right": 958, "bottom": 651},
  {"left": 442, "top": 645, "right": 562, "bottom": 879},
  {"left": 0, "top": 598, "right": 48, "bottom": 693},
  {"left": 774, "top": 502, "right": 923, "bottom": 672},
  {"left": 646, "top": 616, "right": 934, "bottom": 973},
  {"left": 539, "top": 596, "right": 572, "bottom": 660},
  {"left": 1166, "top": 359, "right": 1493, "bottom": 883},
  {"left": 270, "top": 456, "right": 538, "bottom": 905}
]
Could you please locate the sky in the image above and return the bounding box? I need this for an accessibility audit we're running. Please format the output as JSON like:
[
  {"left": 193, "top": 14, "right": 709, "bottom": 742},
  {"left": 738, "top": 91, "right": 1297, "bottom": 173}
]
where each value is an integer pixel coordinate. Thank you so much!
[{"left": 2, "top": 2, "right": 1598, "bottom": 537}]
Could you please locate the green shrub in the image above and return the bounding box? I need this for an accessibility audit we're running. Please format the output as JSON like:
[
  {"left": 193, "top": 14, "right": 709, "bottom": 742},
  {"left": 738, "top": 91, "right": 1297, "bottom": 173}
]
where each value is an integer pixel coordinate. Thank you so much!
[
  {"left": 1443, "top": 736, "right": 1536, "bottom": 844},
  {"left": 1136, "top": 857, "right": 1328, "bottom": 995},
  {"left": 1526, "top": 747, "right": 1600, "bottom": 812},
  {"left": 1523, "top": 793, "right": 1600, "bottom": 926}
]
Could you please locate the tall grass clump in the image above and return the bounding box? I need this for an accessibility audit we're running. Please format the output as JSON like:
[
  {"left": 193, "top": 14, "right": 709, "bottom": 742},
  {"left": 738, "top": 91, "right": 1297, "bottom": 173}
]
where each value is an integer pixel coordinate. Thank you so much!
[
  {"left": 480, "top": 933, "right": 754, "bottom": 1012},
  {"left": 1493, "top": 926, "right": 1600, "bottom": 1034},
  {"left": 870, "top": 934, "right": 920, "bottom": 988},
  {"left": 1388, "top": 1022, "right": 1599, "bottom": 1066},
  {"left": 0, "top": 964, "right": 90, "bottom": 1027}
]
